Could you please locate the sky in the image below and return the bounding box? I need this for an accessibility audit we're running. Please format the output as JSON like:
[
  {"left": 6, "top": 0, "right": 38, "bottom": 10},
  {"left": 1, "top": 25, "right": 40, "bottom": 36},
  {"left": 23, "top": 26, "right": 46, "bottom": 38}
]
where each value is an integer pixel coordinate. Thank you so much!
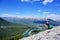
[{"left": 0, "top": 0, "right": 60, "bottom": 20}]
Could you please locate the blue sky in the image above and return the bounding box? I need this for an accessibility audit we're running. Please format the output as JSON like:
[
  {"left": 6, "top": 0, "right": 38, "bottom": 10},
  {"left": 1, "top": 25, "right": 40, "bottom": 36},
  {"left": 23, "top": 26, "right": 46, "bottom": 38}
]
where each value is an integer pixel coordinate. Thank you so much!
[{"left": 0, "top": 0, "right": 60, "bottom": 19}]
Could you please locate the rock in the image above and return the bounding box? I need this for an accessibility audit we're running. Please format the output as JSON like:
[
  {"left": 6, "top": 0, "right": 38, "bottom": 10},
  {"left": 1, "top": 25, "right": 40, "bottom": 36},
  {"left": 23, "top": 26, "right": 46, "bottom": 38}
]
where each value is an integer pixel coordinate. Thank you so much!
[{"left": 19, "top": 26, "right": 60, "bottom": 40}]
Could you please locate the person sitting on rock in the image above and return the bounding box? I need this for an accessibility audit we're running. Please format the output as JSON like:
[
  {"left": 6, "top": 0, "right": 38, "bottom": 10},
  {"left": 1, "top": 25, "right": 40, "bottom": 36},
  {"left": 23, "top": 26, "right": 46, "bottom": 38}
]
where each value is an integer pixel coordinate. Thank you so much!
[{"left": 45, "top": 20, "right": 53, "bottom": 29}]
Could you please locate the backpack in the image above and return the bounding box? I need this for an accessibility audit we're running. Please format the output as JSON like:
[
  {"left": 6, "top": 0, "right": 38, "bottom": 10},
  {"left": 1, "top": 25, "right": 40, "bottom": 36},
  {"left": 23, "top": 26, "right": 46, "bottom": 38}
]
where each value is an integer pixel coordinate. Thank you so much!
[{"left": 48, "top": 24, "right": 53, "bottom": 29}]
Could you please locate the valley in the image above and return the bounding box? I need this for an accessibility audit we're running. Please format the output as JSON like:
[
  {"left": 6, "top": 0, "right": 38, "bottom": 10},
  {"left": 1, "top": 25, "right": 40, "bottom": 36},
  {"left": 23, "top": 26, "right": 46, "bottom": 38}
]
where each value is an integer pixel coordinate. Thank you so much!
[{"left": 0, "top": 17, "right": 60, "bottom": 40}]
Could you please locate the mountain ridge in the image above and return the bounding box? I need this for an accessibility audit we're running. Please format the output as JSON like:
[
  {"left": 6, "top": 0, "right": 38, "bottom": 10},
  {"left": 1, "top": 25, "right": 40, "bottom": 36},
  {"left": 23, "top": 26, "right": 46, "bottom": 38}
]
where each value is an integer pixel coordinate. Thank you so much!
[
  {"left": 20, "top": 26, "right": 60, "bottom": 40},
  {"left": 1, "top": 17, "right": 60, "bottom": 26}
]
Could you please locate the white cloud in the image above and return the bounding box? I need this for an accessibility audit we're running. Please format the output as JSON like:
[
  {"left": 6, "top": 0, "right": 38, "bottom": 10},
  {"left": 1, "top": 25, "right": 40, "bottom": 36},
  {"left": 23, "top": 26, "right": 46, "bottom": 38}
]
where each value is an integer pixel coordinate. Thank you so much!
[
  {"left": 37, "top": 10, "right": 41, "bottom": 13},
  {"left": 20, "top": 0, "right": 54, "bottom": 5},
  {"left": 20, "top": 0, "right": 40, "bottom": 2},
  {"left": 1, "top": 13, "right": 60, "bottom": 21},
  {"left": 1, "top": 13, "right": 40, "bottom": 19},
  {"left": 21, "top": 0, "right": 30, "bottom": 2},
  {"left": 42, "top": 11, "right": 60, "bottom": 21},
  {"left": 2, "top": 14, "right": 9, "bottom": 16},
  {"left": 1, "top": 12, "right": 20, "bottom": 17},
  {"left": 16, "top": 12, "right": 20, "bottom": 14},
  {"left": 33, "top": 0, "right": 40, "bottom": 2},
  {"left": 43, "top": 11, "right": 50, "bottom": 16},
  {"left": 42, "top": 0, "right": 54, "bottom": 5},
  {"left": 43, "top": 11, "right": 50, "bottom": 14},
  {"left": 1, "top": 13, "right": 17, "bottom": 17},
  {"left": 45, "top": 14, "right": 60, "bottom": 21}
]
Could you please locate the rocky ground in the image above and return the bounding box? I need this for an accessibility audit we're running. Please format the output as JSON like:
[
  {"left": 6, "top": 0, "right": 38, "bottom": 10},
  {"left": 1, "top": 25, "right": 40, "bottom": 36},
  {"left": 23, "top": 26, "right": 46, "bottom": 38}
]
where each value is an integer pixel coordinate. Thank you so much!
[{"left": 19, "top": 26, "right": 60, "bottom": 40}]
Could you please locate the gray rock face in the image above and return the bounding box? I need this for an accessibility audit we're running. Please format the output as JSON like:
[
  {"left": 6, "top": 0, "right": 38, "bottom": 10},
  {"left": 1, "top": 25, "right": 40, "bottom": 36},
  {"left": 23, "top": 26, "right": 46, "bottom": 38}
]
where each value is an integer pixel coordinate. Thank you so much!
[{"left": 20, "top": 26, "right": 60, "bottom": 40}]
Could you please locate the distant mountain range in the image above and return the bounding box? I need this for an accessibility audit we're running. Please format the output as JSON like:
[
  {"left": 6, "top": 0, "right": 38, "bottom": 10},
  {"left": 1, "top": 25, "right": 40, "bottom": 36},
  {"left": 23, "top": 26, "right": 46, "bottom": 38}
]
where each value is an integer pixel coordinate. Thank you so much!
[
  {"left": 0, "top": 17, "right": 21, "bottom": 25},
  {"left": 33, "top": 19, "right": 60, "bottom": 26},
  {"left": 1, "top": 17, "right": 60, "bottom": 26},
  {"left": 0, "top": 17, "right": 13, "bottom": 26}
]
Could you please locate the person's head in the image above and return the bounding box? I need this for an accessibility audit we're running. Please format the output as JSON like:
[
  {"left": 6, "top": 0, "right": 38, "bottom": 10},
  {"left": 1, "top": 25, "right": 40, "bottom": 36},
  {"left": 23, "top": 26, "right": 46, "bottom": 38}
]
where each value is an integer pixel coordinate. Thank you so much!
[{"left": 46, "top": 20, "right": 50, "bottom": 23}]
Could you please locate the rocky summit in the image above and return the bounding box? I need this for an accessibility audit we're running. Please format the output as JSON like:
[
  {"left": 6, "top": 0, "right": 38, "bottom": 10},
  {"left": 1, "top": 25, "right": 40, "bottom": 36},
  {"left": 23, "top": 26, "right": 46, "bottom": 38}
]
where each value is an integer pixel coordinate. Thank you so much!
[{"left": 20, "top": 26, "right": 60, "bottom": 40}]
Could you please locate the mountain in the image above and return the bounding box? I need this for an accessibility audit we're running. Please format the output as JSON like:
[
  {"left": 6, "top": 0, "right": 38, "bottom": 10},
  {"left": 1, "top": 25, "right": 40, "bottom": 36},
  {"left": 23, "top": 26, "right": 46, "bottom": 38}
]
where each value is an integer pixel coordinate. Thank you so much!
[
  {"left": 0, "top": 17, "right": 12, "bottom": 26},
  {"left": 0, "top": 17, "right": 33, "bottom": 40},
  {"left": 47, "top": 19, "right": 60, "bottom": 26},
  {"left": 0, "top": 17, "right": 30, "bottom": 28},
  {"left": 33, "top": 18, "right": 60, "bottom": 26},
  {"left": 2, "top": 17, "right": 34, "bottom": 25},
  {"left": 1, "top": 17, "right": 60, "bottom": 26},
  {"left": 0, "top": 17, "right": 60, "bottom": 40},
  {"left": 0, "top": 17, "right": 21, "bottom": 26},
  {"left": 20, "top": 26, "right": 60, "bottom": 40}
]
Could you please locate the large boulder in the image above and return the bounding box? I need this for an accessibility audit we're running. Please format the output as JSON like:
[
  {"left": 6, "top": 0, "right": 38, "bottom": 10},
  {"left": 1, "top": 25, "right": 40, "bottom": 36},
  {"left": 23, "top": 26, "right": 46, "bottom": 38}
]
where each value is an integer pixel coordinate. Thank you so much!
[{"left": 20, "top": 26, "right": 60, "bottom": 40}]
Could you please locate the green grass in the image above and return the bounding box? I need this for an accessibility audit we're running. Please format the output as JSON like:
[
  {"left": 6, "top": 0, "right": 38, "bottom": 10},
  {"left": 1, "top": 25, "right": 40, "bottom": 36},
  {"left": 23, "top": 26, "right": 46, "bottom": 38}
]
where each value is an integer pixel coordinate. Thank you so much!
[
  {"left": 0, "top": 24, "right": 47, "bottom": 40},
  {"left": 0, "top": 23, "right": 37, "bottom": 40},
  {"left": 0, "top": 23, "right": 30, "bottom": 40}
]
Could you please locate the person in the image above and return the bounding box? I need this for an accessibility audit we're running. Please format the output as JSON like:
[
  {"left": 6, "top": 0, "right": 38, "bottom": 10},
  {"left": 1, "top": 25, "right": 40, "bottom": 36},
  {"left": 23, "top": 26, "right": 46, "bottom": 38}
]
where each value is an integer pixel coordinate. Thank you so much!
[{"left": 45, "top": 20, "right": 53, "bottom": 29}]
